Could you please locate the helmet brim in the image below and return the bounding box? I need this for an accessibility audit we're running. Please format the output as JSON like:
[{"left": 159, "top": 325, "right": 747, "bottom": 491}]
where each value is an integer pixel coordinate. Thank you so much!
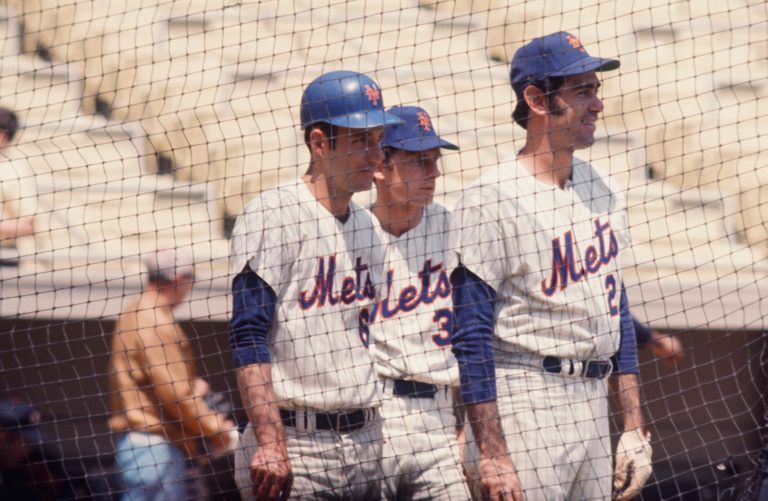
[{"left": 327, "top": 110, "right": 404, "bottom": 129}]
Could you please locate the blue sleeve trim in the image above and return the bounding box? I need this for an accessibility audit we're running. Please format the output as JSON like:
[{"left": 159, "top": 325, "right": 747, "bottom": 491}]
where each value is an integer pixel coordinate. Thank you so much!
[
  {"left": 450, "top": 265, "right": 498, "bottom": 405},
  {"left": 611, "top": 282, "right": 639, "bottom": 374},
  {"left": 229, "top": 268, "right": 276, "bottom": 368},
  {"left": 633, "top": 317, "right": 652, "bottom": 346}
]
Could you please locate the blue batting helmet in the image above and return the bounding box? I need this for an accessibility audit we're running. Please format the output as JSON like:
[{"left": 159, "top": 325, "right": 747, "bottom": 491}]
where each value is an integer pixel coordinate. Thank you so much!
[{"left": 300, "top": 70, "right": 403, "bottom": 130}]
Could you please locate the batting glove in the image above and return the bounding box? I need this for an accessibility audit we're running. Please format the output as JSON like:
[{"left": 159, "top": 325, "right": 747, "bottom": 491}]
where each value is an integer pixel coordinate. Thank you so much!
[{"left": 613, "top": 428, "right": 652, "bottom": 500}]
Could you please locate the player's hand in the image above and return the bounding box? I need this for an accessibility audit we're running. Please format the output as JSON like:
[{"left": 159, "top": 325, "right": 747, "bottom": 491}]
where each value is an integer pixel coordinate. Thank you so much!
[
  {"left": 250, "top": 444, "right": 293, "bottom": 501},
  {"left": 613, "top": 429, "right": 652, "bottom": 500},
  {"left": 650, "top": 331, "right": 684, "bottom": 368},
  {"left": 477, "top": 454, "right": 524, "bottom": 501}
]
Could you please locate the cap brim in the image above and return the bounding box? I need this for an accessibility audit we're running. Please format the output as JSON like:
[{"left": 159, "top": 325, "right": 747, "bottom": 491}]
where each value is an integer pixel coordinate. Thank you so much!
[
  {"left": 386, "top": 136, "right": 459, "bottom": 152},
  {"left": 557, "top": 56, "right": 620, "bottom": 76},
  {"left": 328, "top": 110, "right": 404, "bottom": 129}
]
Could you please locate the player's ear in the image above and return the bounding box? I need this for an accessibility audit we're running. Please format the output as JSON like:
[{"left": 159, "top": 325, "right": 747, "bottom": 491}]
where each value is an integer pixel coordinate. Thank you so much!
[
  {"left": 372, "top": 147, "right": 391, "bottom": 182},
  {"left": 308, "top": 127, "right": 330, "bottom": 160},
  {"left": 523, "top": 84, "right": 549, "bottom": 118},
  {"left": 372, "top": 161, "right": 387, "bottom": 182}
]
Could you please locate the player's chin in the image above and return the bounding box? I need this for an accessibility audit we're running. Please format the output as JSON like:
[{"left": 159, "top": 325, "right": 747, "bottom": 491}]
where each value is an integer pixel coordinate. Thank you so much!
[
  {"left": 414, "top": 190, "right": 434, "bottom": 205},
  {"left": 573, "top": 136, "right": 596, "bottom": 150},
  {"left": 349, "top": 172, "right": 375, "bottom": 192}
]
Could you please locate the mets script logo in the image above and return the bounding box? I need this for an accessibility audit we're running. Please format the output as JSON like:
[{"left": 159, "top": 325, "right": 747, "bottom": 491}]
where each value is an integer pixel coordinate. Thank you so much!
[
  {"left": 299, "top": 255, "right": 375, "bottom": 309},
  {"left": 372, "top": 259, "right": 453, "bottom": 347},
  {"left": 566, "top": 34, "right": 586, "bottom": 53},
  {"left": 365, "top": 84, "right": 381, "bottom": 106},
  {"left": 373, "top": 259, "right": 449, "bottom": 321},
  {"left": 541, "top": 218, "right": 618, "bottom": 296},
  {"left": 417, "top": 111, "right": 432, "bottom": 132}
]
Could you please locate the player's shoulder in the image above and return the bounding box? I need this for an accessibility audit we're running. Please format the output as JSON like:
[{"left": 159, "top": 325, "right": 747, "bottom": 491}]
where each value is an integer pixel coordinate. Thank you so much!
[
  {"left": 425, "top": 202, "right": 450, "bottom": 219},
  {"left": 241, "top": 180, "right": 303, "bottom": 215},
  {"left": 572, "top": 158, "right": 626, "bottom": 208},
  {"left": 349, "top": 200, "right": 378, "bottom": 229},
  {"left": 455, "top": 157, "right": 524, "bottom": 209}
]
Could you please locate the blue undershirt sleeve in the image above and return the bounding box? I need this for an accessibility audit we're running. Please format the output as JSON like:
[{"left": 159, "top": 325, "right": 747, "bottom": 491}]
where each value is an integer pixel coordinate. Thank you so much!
[
  {"left": 450, "top": 265, "right": 498, "bottom": 405},
  {"left": 633, "top": 317, "right": 652, "bottom": 347},
  {"left": 611, "top": 282, "right": 639, "bottom": 374},
  {"left": 229, "top": 267, "right": 276, "bottom": 368}
]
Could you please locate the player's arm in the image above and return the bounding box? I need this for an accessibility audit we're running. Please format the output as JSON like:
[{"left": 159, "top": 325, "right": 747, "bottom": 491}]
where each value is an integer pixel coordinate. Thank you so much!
[
  {"left": 230, "top": 268, "right": 292, "bottom": 501},
  {"left": 610, "top": 284, "right": 652, "bottom": 501},
  {"left": 451, "top": 265, "right": 524, "bottom": 501}
]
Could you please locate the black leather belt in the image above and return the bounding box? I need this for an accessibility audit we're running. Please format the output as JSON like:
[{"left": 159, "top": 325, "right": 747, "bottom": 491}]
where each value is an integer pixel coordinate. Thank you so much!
[
  {"left": 392, "top": 379, "right": 438, "bottom": 399},
  {"left": 542, "top": 356, "right": 612, "bottom": 379},
  {"left": 279, "top": 408, "right": 370, "bottom": 433}
]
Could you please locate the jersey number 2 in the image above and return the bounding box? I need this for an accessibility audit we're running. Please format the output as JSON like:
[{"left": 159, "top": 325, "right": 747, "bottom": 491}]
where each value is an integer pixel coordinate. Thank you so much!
[{"left": 604, "top": 274, "right": 619, "bottom": 316}]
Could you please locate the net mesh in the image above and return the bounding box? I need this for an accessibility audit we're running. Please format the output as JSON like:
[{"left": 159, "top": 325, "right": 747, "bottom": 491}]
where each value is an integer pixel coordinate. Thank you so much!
[{"left": 0, "top": 1, "right": 766, "bottom": 499}]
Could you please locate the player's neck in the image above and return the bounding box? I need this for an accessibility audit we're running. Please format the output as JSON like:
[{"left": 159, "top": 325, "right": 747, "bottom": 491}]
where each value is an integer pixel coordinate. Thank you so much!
[
  {"left": 517, "top": 144, "right": 574, "bottom": 189},
  {"left": 371, "top": 199, "right": 423, "bottom": 237},
  {"left": 302, "top": 174, "right": 352, "bottom": 220}
]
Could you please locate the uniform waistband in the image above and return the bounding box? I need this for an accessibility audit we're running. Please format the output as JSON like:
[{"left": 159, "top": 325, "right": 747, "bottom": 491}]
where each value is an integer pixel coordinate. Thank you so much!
[
  {"left": 279, "top": 407, "right": 376, "bottom": 433},
  {"left": 497, "top": 353, "right": 613, "bottom": 380},
  {"left": 381, "top": 378, "right": 454, "bottom": 400}
]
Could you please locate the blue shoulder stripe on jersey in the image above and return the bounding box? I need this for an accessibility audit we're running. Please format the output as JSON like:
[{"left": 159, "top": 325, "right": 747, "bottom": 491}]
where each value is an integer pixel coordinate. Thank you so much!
[
  {"left": 611, "top": 282, "right": 639, "bottom": 374},
  {"left": 229, "top": 268, "right": 276, "bottom": 368},
  {"left": 450, "top": 265, "right": 498, "bottom": 405}
]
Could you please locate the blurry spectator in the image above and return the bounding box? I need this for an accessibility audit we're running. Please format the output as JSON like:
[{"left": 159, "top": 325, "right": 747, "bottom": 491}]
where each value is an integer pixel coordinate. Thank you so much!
[
  {"left": 0, "top": 399, "right": 88, "bottom": 500},
  {"left": 108, "top": 248, "right": 237, "bottom": 501},
  {"left": 0, "top": 108, "right": 35, "bottom": 242}
]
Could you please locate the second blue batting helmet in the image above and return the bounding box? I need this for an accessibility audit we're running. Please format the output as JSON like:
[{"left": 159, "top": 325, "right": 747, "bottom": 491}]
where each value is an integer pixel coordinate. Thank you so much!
[{"left": 300, "top": 70, "right": 403, "bottom": 130}]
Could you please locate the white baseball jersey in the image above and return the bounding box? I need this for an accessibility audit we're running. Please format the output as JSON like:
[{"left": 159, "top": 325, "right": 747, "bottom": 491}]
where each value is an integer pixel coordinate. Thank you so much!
[
  {"left": 451, "top": 157, "right": 631, "bottom": 361},
  {"left": 368, "top": 203, "right": 459, "bottom": 387},
  {"left": 229, "top": 179, "right": 383, "bottom": 411}
]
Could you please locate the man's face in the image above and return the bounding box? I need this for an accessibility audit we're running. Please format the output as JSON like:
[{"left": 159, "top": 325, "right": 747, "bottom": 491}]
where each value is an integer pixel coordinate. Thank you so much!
[
  {"left": 326, "top": 125, "right": 385, "bottom": 194},
  {"left": 546, "top": 72, "right": 604, "bottom": 151},
  {"left": 377, "top": 147, "right": 442, "bottom": 207}
]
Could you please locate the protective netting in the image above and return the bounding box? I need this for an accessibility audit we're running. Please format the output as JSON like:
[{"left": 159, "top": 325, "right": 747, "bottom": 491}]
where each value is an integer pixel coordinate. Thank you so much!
[{"left": 0, "top": 1, "right": 766, "bottom": 500}]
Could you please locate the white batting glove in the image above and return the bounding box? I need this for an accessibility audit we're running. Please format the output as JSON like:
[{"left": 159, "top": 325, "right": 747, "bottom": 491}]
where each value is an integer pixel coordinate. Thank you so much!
[{"left": 613, "top": 429, "right": 652, "bottom": 500}]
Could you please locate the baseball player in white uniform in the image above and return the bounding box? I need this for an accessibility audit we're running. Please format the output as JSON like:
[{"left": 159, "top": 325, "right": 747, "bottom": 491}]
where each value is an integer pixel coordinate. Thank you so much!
[
  {"left": 229, "top": 70, "right": 403, "bottom": 500},
  {"left": 367, "top": 105, "right": 470, "bottom": 500},
  {"left": 450, "top": 33, "right": 652, "bottom": 501}
]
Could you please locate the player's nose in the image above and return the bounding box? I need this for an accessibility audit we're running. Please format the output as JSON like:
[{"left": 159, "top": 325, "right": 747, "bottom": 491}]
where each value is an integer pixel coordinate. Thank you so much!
[
  {"left": 589, "top": 94, "right": 604, "bottom": 113},
  {"left": 425, "top": 160, "right": 441, "bottom": 179}
]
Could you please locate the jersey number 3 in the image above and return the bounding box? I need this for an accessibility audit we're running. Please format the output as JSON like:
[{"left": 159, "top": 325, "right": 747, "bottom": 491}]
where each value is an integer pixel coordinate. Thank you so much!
[{"left": 432, "top": 308, "right": 453, "bottom": 347}]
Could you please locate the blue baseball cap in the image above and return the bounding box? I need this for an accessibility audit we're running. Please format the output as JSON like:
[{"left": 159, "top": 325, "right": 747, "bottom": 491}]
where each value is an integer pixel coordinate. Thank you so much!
[
  {"left": 381, "top": 106, "right": 459, "bottom": 152},
  {"left": 510, "top": 32, "right": 620, "bottom": 98},
  {"left": 300, "top": 70, "right": 404, "bottom": 130}
]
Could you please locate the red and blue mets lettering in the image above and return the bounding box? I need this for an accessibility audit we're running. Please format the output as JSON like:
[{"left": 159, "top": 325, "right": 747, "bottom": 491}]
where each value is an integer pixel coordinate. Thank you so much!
[
  {"left": 541, "top": 217, "right": 619, "bottom": 296},
  {"left": 299, "top": 255, "right": 376, "bottom": 309},
  {"left": 373, "top": 259, "right": 450, "bottom": 322}
]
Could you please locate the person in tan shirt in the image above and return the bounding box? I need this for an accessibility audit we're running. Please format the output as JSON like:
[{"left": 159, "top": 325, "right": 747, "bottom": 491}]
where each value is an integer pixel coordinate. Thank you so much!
[{"left": 109, "top": 248, "right": 236, "bottom": 500}]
